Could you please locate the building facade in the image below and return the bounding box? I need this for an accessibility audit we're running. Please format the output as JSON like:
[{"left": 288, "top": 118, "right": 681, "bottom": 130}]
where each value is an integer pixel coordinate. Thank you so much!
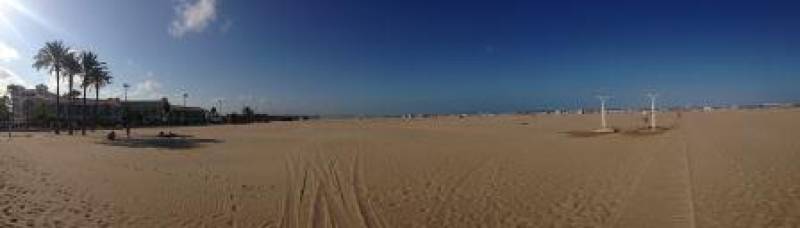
[
  {"left": 7, "top": 84, "right": 57, "bottom": 126},
  {"left": 7, "top": 85, "right": 210, "bottom": 128}
]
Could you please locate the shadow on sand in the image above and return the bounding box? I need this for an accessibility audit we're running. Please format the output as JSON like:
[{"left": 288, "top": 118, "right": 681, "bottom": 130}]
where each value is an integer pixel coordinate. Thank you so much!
[
  {"left": 565, "top": 125, "right": 677, "bottom": 138},
  {"left": 99, "top": 137, "right": 224, "bottom": 150},
  {"left": 564, "top": 128, "right": 619, "bottom": 138},
  {"left": 621, "top": 126, "right": 673, "bottom": 137}
]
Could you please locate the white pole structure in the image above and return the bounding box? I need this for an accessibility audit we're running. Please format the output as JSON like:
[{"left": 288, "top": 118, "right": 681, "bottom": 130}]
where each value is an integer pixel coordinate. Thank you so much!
[
  {"left": 6, "top": 95, "right": 12, "bottom": 139},
  {"left": 596, "top": 96, "right": 610, "bottom": 130},
  {"left": 647, "top": 93, "right": 658, "bottom": 130}
]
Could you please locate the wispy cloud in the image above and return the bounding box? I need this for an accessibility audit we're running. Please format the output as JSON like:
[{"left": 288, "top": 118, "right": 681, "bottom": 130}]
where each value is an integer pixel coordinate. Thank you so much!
[
  {"left": 43, "top": 73, "right": 84, "bottom": 96},
  {"left": 102, "top": 71, "right": 167, "bottom": 100},
  {"left": 130, "top": 79, "right": 165, "bottom": 99},
  {"left": 168, "top": 0, "right": 219, "bottom": 38},
  {"left": 0, "top": 41, "right": 19, "bottom": 62}
]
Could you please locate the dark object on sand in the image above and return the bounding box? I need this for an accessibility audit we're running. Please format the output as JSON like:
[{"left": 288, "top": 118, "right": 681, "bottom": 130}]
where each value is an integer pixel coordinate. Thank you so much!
[
  {"left": 100, "top": 137, "right": 222, "bottom": 150},
  {"left": 623, "top": 126, "right": 672, "bottom": 136},
  {"left": 107, "top": 131, "right": 117, "bottom": 141},
  {"left": 158, "top": 131, "right": 181, "bottom": 138}
]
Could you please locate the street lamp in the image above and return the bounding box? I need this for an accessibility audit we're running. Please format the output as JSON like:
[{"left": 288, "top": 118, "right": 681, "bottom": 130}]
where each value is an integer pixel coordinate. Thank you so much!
[
  {"left": 123, "top": 83, "right": 130, "bottom": 101},
  {"left": 121, "top": 83, "right": 131, "bottom": 137}
]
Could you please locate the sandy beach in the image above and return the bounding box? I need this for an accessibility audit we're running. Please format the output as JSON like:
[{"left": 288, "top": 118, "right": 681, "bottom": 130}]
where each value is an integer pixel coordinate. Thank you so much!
[{"left": 2, "top": 110, "right": 800, "bottom": 227}]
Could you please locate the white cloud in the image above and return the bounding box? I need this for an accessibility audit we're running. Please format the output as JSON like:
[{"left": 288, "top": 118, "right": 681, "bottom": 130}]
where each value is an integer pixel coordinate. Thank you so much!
[
  {"left": 130, "top": 79, "right": 164, "bottom": 99},
  {"left": 43, "top": 73, "right": 85, "bottom": 96},
  {"left": 169, "top": 0, "right": 218, "bottom": 38},
  {"left": 0, "top": 42, "right": 20, "bottom": 62},
  {"left": 0, "top": 67, "right": 27, "bottom": 95}
]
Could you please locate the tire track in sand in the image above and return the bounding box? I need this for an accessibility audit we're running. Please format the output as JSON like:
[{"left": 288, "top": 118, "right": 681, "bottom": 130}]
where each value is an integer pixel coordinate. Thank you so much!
[
  {"left": 278, "top": 139, "right": 385, "bottom": 228},
  {"left": 612, "top": 129, "right": 696, "bottom": 228}
]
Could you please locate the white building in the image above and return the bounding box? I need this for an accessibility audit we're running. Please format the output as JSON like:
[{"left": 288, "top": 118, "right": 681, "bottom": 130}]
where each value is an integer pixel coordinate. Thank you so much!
[{"left": 7, "top": 84, "right": 56, "bottom": 122}]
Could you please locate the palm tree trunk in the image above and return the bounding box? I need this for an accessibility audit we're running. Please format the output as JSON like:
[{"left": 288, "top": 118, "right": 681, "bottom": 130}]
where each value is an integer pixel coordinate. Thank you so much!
[
  {"left": 54, "top": 68, "right": 61, "bottom": 135},
  {"left": 82, "top": 86, "right": 87, "bottom": 135},
  {"left": 67, "top": 75, "right": 74, "bottom": 135}
]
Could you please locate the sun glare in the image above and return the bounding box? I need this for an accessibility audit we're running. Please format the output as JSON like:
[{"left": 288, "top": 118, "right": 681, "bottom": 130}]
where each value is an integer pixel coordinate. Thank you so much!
[
  {"left": 0, "top": 0, "right": 15, "bottom": 25},
  {"left": 0, "top": 0, "right": 60, "bottom": 40},
  {"left": 0, "top": 0, "right": 7, "bottom": 18}
]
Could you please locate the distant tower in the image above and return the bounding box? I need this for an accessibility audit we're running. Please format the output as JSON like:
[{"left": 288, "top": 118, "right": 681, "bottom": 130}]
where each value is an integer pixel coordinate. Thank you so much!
[{"left": 647, "top": 93, "right": 658, "bottom": 130}]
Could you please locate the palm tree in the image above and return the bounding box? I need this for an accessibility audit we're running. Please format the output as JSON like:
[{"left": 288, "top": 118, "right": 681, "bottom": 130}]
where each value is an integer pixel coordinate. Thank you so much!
[
  {"left": 78, "top": 51, "right": 102, "bottom": 135},
  {"left": 78, "top": 52, "right": 99, "bottom": 135},
  {"left": 90, "top": 66, "right": 111, "bottom": 130},
  {"left": 33, "top": 41, "right": 71, "bottom": 134},
  {"left": 63, "top": 52, "right": 82, "bottom": 135}
]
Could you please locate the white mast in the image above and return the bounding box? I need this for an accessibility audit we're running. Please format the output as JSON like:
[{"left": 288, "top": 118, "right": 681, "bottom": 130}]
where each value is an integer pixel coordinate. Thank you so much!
[
  {"left": 596, "top": 95, "right": 610, "bottom": 129},
  {"left": 647, "top": 93, "right": 658, "bottom": 130}
]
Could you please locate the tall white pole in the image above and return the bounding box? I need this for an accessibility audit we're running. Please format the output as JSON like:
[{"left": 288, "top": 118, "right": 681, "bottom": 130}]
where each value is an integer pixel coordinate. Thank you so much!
[
  {"left": 7, "top": 96, "right": 12, "bottom": 139},
  {"left": 647, "top": 93, "right": 657, "bottom": 130},
  {"left": 597, "top": 96, "right": 610, "bottom": 129},
  {"left": 601, "top": 99, "right": 607, "bottom": 129}
]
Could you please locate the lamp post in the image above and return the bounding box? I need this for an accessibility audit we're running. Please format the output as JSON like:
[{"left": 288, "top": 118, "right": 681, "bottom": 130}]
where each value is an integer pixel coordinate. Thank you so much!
[
  {"left": 123, "top": 83, "right": 130, "bottom": 137},
  {"left": 123, "top": 83, "right": 130, "bottom": 101}
]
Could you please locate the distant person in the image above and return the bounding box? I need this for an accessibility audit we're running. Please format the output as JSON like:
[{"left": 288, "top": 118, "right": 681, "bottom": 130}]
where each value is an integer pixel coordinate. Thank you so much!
[{"left": 107, "top": 131, "right": 116, "bottom": 141}]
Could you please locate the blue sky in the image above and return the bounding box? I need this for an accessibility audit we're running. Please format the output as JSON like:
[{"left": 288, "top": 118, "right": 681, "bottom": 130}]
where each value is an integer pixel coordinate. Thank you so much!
[{"left": 1, "top": 0, "right": 799, "bottom": 115}]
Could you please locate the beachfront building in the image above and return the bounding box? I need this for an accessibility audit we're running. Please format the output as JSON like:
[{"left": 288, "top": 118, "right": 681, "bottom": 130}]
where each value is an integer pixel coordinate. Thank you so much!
[
  {"left": 68, "top": 98, "right": 124, "bottom": 126},
  {"left": 6, "top": 85, "right": 211, "bottom": 127},
  {"left": 6, "top": 84, "right": 57, "bottom": 127},
  {"left": 7, "top": 84, "right": 127, "bottom": 128},
  {"left": 168, "top": 106, "right": 208, "bottom": 125},
  {"left": 124, "top": 99, "right": 169, "bottom": 126},
  {"left": 124, "top": 99, "right": 210, "bottom": 126}
]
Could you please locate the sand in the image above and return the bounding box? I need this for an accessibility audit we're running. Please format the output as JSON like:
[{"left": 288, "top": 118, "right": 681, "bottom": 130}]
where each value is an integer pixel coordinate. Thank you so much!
[{"left": 1, "top": 109, "right": 799, "bottom": 227}]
